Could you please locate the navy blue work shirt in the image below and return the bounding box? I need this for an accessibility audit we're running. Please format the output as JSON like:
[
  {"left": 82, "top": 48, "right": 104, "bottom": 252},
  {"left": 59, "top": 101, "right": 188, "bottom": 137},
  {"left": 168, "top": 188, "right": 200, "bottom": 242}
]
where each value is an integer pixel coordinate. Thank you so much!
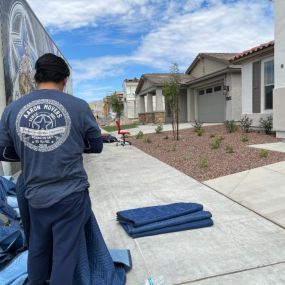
[{"left": 0, "top": 90, "right": 101, "bottom": 208}]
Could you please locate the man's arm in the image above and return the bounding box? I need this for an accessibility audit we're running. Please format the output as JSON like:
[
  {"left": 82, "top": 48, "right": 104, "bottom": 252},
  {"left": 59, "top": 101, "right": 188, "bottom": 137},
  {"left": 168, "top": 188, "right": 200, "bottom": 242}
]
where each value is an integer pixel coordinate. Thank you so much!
[
  {"left": 0, "top": 146, "right": 20, "bottom": 162},
  {"left": 83, "top": 137, "right": 103, "bottom": 153},
  {"left": 83, "top": 103, "right": 103, "bottom": 154},
  {"left": 0, "top": 110, "right": 20, "bottom": 162}
]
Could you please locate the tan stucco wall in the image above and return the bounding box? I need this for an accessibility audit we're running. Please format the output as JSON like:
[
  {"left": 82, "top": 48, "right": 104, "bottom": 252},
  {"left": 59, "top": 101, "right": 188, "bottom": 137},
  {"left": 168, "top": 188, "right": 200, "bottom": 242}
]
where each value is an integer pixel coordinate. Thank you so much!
[
  {"left": 273, "top": 0, "right": 285, "bottom": 137},
  {"left": 190, "top": 57, "right": 227, "bottom": 78}
]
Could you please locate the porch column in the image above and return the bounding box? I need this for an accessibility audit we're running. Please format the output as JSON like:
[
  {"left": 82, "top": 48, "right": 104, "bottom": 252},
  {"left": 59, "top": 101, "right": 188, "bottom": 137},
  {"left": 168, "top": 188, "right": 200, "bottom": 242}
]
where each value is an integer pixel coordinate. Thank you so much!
[
  {"left": 138, "top": 95, "right": 145, "bottom": 113},
  {"left": 147, "top": 93, "right": 153, "bottom": 112},
  {"left": 156, "top": 88, "right": 164, "bottom": 111},
  {"left": 274, "top": 0, "right": 285, "bottom": 138},
  {"left": 187, "top": 88, "right": 191, "bottom": 122}
]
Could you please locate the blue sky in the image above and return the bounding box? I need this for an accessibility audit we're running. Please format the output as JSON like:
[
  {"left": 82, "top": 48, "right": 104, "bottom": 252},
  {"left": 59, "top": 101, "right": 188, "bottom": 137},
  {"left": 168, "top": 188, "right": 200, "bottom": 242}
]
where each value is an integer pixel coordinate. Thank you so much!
[{"left": 27, "top": 0, "right": 274, "bottom": 102}]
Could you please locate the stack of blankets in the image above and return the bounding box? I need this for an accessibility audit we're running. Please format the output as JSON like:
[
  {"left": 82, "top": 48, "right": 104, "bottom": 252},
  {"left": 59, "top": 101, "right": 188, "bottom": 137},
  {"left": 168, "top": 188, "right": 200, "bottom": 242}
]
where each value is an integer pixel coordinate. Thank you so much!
[
  {"left": 117, "top": 203, "right": 213, "bottom": 238},
  {"left": 0, "top": 175, "right": 132, "bottom": 285}
]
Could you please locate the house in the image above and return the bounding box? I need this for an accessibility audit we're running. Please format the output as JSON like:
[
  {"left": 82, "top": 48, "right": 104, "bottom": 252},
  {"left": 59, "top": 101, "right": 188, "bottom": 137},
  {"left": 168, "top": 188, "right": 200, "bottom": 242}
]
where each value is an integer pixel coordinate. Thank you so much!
[
  {"left": 89, "top": 100, "right": 103, "bottom": 118},
  {"left": 102, "top": 92, "right": 124, "bottom": 119},
  {"left": 185, "top": 53, "right": 241, "bottom": 123},
  {"left": 230, "top": 41, "right": 274, "bottom": 127},
  {"left": 136, "top": 53, "right": 242, "bottom": 124},
  {"left": 135, "top": 73, "right": 193, "bottom": 124},
  {"left": 122, "top": 78, "right": 139, "bottom": 119},
  {"left": 273, "top": 0, "right": 285, "bottom": 139}
]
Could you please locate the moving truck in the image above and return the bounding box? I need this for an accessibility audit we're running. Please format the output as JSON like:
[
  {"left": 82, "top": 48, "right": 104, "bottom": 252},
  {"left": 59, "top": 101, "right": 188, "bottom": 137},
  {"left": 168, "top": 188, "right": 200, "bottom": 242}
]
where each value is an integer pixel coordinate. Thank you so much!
[{"left": 0, "top": 0, "right": 72, "bottom": 175}]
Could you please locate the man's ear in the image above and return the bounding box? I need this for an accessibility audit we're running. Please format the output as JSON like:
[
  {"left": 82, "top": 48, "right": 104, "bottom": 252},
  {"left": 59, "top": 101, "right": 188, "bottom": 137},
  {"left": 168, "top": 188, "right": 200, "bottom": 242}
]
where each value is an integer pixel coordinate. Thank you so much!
[{"left": 63, "top": 77, "right": 69, "bottom": 86}]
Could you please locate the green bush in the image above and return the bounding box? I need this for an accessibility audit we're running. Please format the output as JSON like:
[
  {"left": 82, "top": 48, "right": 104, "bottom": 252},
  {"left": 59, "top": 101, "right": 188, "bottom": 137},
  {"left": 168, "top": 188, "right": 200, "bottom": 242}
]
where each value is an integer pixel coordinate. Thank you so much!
[
  {"left": 241, "top": 134, "right": 249, "bottom": 142},
  {"left": 259, "top": 116, "right": 273, "bottom": 134},
  {"left": 259, "top": 149, "right": 269, "bottom": 158},
  {"left": 136, "top": 131, "right": 144, "bottom": 139},
  {"left": 224, "top": 120, "right": 238, "bottom": 133},
  {"left": 210, "top": 136, "right": 223, "bottom": 149},
  {"left": 225, "top": 144, "right": 234, "bottom": 153},
  {"left": 155, "top": 124, "right": 163, "bottom": 134},
  {"left": 197, "top": 129, "right": 204, "bottom": 136},
  {"left": 192, "top": 120, "right": 204, "bottom": 132},
  {"left": 199, "top": 158, "right": 209, "bottom": 169},
  {"left": 240, "top": 115, "right": 253, "bottom": 133}
]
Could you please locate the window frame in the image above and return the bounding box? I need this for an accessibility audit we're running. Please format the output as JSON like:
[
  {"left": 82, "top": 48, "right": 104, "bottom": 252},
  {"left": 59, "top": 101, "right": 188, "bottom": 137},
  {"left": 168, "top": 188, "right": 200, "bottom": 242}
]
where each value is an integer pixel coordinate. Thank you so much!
[{"left": 261, "top": 57, "right": 274, "bottom": 112}]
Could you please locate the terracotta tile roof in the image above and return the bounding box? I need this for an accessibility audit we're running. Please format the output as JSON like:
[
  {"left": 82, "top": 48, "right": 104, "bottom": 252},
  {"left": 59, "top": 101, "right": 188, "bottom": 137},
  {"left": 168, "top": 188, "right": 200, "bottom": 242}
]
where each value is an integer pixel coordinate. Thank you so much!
[{"left": 230, "top": 41, "right": 274, "bottom": 62}]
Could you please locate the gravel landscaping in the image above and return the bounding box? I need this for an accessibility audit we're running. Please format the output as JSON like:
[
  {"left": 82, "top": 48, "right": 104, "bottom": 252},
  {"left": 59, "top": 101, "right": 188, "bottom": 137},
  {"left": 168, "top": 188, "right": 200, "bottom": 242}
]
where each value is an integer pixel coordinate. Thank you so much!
[{"left": 128, "top": 125, "right": 285, "bottom": 181}]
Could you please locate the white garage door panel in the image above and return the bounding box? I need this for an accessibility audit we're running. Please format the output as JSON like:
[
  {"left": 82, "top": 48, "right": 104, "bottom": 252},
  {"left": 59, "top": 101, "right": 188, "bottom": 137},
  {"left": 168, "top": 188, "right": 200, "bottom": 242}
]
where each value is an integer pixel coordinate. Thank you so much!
[{"left": 198, "top": 91, "right": 225, "bottom": 123}]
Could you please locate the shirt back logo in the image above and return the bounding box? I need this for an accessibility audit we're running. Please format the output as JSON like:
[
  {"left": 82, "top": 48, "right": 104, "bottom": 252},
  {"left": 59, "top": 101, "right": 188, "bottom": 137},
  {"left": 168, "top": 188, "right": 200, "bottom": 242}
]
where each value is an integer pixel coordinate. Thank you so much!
[{"left": 16, "top": 99, "right": 71, "bottom": 152}]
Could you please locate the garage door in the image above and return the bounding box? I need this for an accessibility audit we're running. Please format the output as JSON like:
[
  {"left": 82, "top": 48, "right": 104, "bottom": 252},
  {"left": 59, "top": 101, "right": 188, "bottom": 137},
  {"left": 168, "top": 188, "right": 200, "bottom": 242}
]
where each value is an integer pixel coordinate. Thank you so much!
[{"left": 198, "top": 86, "right": 225, "bottom": 123}]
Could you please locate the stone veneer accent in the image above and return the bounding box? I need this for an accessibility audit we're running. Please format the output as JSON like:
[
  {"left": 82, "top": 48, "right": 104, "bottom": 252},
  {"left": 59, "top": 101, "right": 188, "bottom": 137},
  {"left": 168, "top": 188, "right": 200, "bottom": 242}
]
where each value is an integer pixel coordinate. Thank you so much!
[{"left": 139, "top": 112, "right": 166, "bottom": 124}]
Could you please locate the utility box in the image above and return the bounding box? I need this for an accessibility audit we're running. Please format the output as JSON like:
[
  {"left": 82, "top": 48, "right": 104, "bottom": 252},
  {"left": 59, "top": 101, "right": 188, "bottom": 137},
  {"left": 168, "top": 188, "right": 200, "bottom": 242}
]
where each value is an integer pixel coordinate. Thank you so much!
[{"left": 0, "top": 0, "right": 72, "bottom": 175}]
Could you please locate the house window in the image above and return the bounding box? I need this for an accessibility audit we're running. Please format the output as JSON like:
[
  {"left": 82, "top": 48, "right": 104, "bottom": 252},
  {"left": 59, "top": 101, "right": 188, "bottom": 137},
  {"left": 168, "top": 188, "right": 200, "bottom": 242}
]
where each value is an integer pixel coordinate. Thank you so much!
[
  {"left": 214, "top": 86, "right": 222, "bottom": 92},
  {"left": 264, "top": 59, "right": 274, "bottom": 110},
  {"left": 206, "top": 88, "right": 212, "bottom": 94},
  {"left": 199, "top": 90, "right": 205, "bottom": 95}
]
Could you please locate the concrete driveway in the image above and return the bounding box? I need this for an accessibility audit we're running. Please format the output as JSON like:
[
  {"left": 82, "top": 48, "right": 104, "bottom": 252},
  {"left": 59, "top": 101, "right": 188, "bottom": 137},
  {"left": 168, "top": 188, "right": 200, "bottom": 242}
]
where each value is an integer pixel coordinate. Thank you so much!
[{"left": 85, "top": 144, "right": 285, "bottom": 285}]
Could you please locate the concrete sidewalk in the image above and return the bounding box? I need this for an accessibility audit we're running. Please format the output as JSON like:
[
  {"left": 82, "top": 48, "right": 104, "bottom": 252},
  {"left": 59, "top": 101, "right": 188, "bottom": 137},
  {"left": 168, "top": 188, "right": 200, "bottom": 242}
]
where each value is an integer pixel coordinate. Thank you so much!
[
  {"left": 85, "top": 144, "right": 285, "bottom": 285},
  {"left": 205, "top": 161, "right": 285, "bottom": 229}
]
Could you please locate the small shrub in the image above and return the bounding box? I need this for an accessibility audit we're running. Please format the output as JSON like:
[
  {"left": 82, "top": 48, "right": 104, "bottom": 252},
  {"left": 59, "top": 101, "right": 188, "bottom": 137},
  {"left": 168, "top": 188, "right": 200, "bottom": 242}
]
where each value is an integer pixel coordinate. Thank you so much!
[
  {"left": 164, "top": 135, "right": 169, "bottom": 140},
  {"left": 144, "top": 137, "right": 152, "bottom": 144},
  {"left": 259, "top": 149, "right": 269, "bottom": 158},
  {"left": 241, "top": 134, "right": 249, "bottom": 142},
  {"left": 240, "top": 115, "right": 253, "bottom": 133},
  {"left": 259, "top": 116, "right": 273, "bottom": 134},
  {"left": 199, "top": 158, "right": 209, "bottom": 169},
  {"left": 225, "top": 144, "right": 234, "bottom": 153},
  {"left": 136, "top": 131, "right": 144, "bottom": 139},
  {"left": 171, "top": 144, "right": 176, "bottom": 151},
  {"left": 224, "top": 120, "right": 238, "bottom": 133},
  {"left": 155, "top": 123, "right": 163, "bottom": 134},
  {"left": 192, "top": 120, "right": 204, "bottom": 132},
  {"left": 197, "top": 129, "right": 204, "bottom": 136},
  {"left": 209, "top": 133, "right": 216, "bottom": 138},
  {"left": 210, "top": 136, "right": 223, "bottom": 149}
]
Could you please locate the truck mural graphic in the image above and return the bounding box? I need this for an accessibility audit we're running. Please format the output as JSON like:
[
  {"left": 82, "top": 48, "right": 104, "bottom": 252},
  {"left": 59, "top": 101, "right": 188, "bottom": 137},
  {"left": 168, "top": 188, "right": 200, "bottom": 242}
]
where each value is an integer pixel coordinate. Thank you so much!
[
  {"left": 0, "top": 0, "right": 72, "bottom": 104},
  {"left": 0, "top": 0, "right": 72, "bottom": 175}
]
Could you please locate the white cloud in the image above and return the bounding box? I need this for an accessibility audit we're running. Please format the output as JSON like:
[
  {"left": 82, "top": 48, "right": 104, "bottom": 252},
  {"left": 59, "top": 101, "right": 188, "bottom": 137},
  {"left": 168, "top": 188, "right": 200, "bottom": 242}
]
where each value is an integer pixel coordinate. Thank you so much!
[
  {"left": 71, "top": 0, "right": 274, "bottom": 83},
  {"left": 27, "top": 0, "right": 274, "bottom": 100},
  {"left": 27, "top": 0, "right": 163, "bottom": 31}
]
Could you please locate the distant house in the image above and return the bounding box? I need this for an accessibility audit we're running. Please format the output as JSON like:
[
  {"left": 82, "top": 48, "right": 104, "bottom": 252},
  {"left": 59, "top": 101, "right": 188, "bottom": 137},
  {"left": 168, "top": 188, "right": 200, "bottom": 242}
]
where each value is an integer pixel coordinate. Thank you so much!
[
  {"left": 102, "top": 92, "right": 124, "bottom": 119},
  {"left": 135, "top": 74, "right": 193, "bottom": 124},
  {"left": 89, "top": 100, "right": 103, "bottom": 118},
  {"left": 231, "top": 41, "right": 274, "bottom": 127},
  {"left": 136, "top": 53, "right": 242, "bottom": 124},
  {"left": 185, "top": 53, "right": 241, "bottom": 123},
  {"left": 123, "top": 78, "right": 139, "bottom": 119}
]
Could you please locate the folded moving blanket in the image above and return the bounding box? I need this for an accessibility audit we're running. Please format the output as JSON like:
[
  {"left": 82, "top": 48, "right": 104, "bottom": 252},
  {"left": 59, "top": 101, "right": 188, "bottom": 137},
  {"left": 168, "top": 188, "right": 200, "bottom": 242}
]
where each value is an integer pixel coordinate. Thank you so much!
[
  {"left": 117, "top": 203, "right": 204, "bottom": 227},
  {"left": 16, "top": 175, "right": 131, "bottom": 285},
  {"left": 0, "top": 251, "right": 28, "bottom": 285},
  {"left": 117, "top": 203, "right": 213, "bottom": 238}
]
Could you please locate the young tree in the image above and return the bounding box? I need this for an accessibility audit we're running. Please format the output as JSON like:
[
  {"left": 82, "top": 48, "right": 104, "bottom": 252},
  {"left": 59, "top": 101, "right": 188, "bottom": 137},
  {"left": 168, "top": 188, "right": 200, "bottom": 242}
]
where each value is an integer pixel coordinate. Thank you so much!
[
  {"left": 163, "top": 63, "right": 181, "bottom": 140},
  {"left": 110, "top": 92, "right": 124, "bottom": 119}
]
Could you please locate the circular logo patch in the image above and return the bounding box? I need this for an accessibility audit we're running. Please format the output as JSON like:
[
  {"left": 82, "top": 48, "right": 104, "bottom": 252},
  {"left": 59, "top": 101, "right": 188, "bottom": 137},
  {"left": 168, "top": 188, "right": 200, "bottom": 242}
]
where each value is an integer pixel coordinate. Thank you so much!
[{"left": 16, "top": 99, "right": 71, "bottom": 152}]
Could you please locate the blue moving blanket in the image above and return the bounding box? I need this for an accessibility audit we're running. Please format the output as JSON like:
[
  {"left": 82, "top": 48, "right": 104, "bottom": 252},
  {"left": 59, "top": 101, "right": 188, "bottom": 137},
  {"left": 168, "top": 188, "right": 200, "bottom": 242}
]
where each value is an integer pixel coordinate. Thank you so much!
[
  {"left": 117, "top": 203, "right": 203, "bottom": 227},
  {"left": 13, "top": 175, "right": 131, "bottom": 285},
  {"left": 0, "top": 251, "right": 28, "bottom": 285},
  {"left": 117, "top": 203, "right": 213, "bottom": 238}
]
